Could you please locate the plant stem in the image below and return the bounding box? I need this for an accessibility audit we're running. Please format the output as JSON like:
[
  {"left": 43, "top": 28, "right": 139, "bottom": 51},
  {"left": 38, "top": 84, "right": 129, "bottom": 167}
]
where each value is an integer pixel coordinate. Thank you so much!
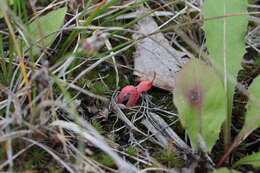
[{"left": 1, "top": 3, "right": 33, "bottom": 119}]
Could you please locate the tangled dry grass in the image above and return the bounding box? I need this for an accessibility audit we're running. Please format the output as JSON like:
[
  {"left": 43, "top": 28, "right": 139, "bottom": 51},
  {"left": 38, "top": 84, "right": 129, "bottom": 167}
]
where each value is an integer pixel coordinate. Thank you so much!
[{"left": 0, "top": 0, "right": 260, "bottom": 172}]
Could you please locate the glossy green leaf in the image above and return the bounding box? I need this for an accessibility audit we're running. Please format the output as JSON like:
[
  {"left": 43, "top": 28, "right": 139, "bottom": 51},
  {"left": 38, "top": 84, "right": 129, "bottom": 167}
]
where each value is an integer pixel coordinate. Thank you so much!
[
  {"left": 202, "top": 0, "right": 249, "bottom": 146},
  {"left": 213, "top": 168, "right": 241, "bottom": 173},
  {"left": 233, "top": 151, "right": 260, "bottom": 168},
  {"left": 24, "top": 7, "right": 67, "bottom": 56},
  {"left": 241, "top": 76, "right": 260, "bottom": 133},
  {"left": 173, "top": 59, "right": 226, "bottom": 151}
]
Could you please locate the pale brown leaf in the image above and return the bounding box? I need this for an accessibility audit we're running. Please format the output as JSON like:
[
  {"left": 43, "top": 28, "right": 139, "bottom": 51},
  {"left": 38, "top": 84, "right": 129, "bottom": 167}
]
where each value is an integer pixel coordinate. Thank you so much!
[{"left": 133, "top": 6, "right": 187, "bottom": 91}]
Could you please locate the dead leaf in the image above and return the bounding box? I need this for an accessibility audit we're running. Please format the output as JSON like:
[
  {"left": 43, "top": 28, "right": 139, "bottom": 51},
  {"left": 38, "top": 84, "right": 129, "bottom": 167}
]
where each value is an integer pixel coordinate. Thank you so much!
[{"left": 133, "top": 6, "right": 187, "bottom": 91}]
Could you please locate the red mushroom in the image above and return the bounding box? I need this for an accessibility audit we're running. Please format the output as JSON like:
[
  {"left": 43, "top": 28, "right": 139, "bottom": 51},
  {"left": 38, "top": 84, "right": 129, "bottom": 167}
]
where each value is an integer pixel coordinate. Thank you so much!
[
  {"left": 136, "top": 72, "right": 156, "bottom": 93},
  {"left": 117, "top": 85, "right": 140, "bottom": 107},
  {"left": 117, "top": 72, "right": 156, "bottom": 107}
]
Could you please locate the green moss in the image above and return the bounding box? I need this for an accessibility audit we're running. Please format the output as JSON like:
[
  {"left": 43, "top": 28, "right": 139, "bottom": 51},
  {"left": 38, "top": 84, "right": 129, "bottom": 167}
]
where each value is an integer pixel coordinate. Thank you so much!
[
  {"left": 92, "top": 122, "right": 103, "bottom": 133},
  {"left": 90, "top": 81, "right": 108, "bottom": 95},
  {"left": 21, "top": 160, "right": 34, "bottom": 170},
  {"left": 48, "top": 166, "right": 63, "bottom": 173},
  {"left": 76, "top": 66, "right": 130, "bottom": 96},
  {"left": 126, "top": 146, "right": 137, "bottom": 156},
  {"left": 31, "top": 147, "right": 46, "bottom": 164},
  {"left": 92, "top": 153, "right": 115, "bottom": 167},
  {"left": 154, "top": 149, "right": 185, "bottom": 168}
]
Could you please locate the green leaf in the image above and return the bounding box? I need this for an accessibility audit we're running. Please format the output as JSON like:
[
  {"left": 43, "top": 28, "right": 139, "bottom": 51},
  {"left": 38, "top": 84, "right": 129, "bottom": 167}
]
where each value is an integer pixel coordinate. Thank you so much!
[
  {"left": 213, "top": 168, "right": 241, "bottom": 173},
  {"left": 242, "top": 76, "right": 260, "bottom": 133},
  {"left": 24, "top": 7, "right": 67, "bottom": 56},
  {"left": 203, "top": 0, "right": 248, "bottom": 79},
  {"left": 233, "top": 152, "right": 260, "bottom": 168},
  {"left": 202, "top": 0, "right": 249, "bottom": 146},
  {"left": 173, "top": 59, "right": 226, "bottom": 151}
]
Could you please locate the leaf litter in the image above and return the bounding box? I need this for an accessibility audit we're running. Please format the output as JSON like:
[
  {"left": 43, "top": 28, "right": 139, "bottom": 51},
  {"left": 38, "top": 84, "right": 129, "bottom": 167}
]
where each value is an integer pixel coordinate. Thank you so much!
[{"left": 1, "top": 0, "right": 259, "bottom": 172}]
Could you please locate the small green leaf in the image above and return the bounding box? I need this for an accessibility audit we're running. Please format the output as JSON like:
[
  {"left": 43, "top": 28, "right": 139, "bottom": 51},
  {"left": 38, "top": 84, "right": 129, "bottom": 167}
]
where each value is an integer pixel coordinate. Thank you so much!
[
  {"left": 24, "top": 7, "right": 67, "bottom": 55},
  {"left": 233, "top": 152, "right": 260, "bottom": 168},
  {"left": 173, "top": 59, "right": 226, "bottom": 151},
  {"left": 213, "top": 168, "right": 241, "bottom": 173},
  {"left": 242, "top": 76, "right": 260, "bottom": 133}
]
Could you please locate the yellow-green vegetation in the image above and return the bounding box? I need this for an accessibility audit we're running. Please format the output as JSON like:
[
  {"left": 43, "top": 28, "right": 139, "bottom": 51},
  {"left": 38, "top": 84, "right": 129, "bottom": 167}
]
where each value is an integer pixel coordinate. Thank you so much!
[
  {"left": 154, "top": 149, "right": 185, "bottom": 168},
  {"left": 92, "top": 153, "right": 115, "bottom": 167},
  {"left": 126, "top": 146, "right": 138, "bottom": 156},
  {"left": 47, "top": 166, "right": 63, "bottom": 173},
  {"left": 31, "top": 147, "right": 46, "bottom": 164},
  {"left": 92, "top": 122, "right": 104, "bottom": 133}
]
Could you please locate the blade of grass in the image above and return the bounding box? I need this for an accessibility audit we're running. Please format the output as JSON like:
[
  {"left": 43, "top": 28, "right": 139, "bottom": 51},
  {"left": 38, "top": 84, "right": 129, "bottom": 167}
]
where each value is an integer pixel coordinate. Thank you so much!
[
  {"left": 0, "top": 36, "right": 9, "bottom": 84},
  {"left": 58, "top": 0, "right": 118, "bottom": 56},
  {"left": 0, "top": 4, "right": 30, "bottom": 88},
  {"left": 100, "top": 0, "right": 150, "bottom": 26},
  {"left": 0, "top": 1, "right": 33, "bottom": 120},
  {"left": 13, "top": 0, "right": 28, "bottom": 22}
]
